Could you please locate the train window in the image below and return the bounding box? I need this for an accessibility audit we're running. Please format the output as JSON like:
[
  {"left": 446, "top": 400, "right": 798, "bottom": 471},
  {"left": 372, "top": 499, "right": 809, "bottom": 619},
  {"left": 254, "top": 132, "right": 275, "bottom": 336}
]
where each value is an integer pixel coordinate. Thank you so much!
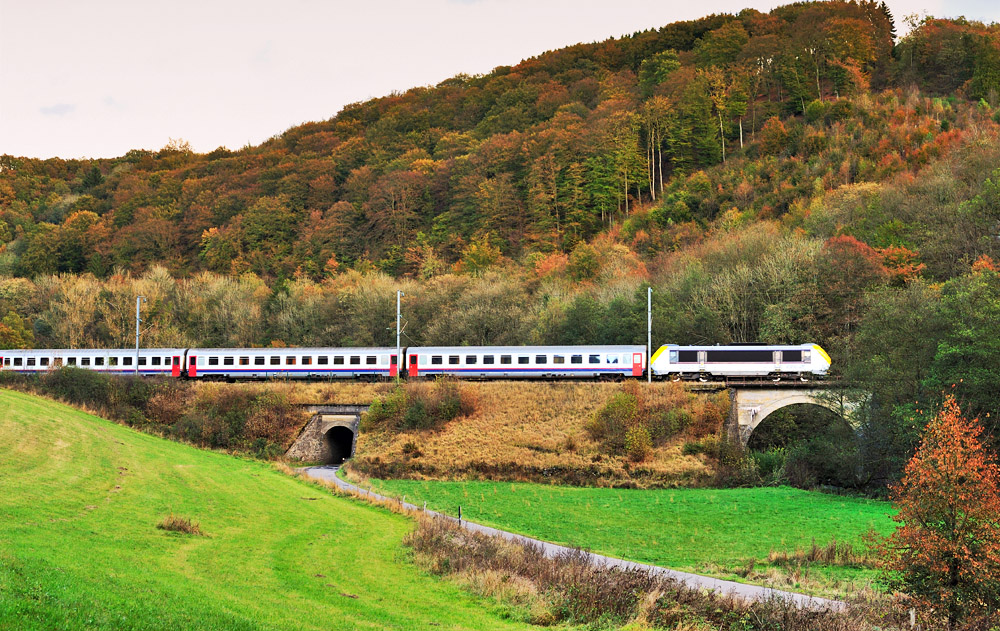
[
  {"left": 678, "top": 350, "right": 698, "bottom": 362},
  {"left": 466, "top": 355, "right": 477, "bottom": 365},
  {"left": 483, "top": 355, "right": 494, "bottom": 365},
  {"left": 14, "top": 358, "right": 22, "bottom": 366},
  {"left": 223, "top": 357, "right": 234, "bottom": 366},
  {"left": 607, "top": 355, "right": 619, "bottom": 365},
  {"left": 589, "top": 354, "right": 600, "bottom": 364},
  {"left": 122, "top": 357, "right": 132, "bottom": 366},
  {"left": 69, "top": 357, "right": 78, "bottom": 365},
  {"left": 255, "top": 356, "right": 265, "bottom": 366},
  {"left": 518, "top": 356, "right": 529, "bottom": 365},
  {"left": 209, "top": 357, "right": 219, "bottom": 366},
  {"left": 172, "top": 357, "right": 180, "bottom": 366},
  {"left": 239, "top": 357, "right": 249, "bottom": 366},
  {"left": 802, "top": 350, "right": 811, "bottom": 362},
  {"left": 380, "top": 355, "right": 388, "bottom": 366},
  {"left": 81, "top": 358, "right": 91, "bottom": 366},
  {"left": 553, "top": 356, "right": 565, "bottom": 364},
  {"left": 783, "top": 350, "right": 802, "bottom": 362},
  {"left": 318, "top": 356, "right": 329, "bottom": 365},
  {"left": 706, "top": 350, "right": 773, "bottom": 363},
  {"left": 448, "top": 356, "right": 459, "bottom": 365},
  {"left": 333, "top": 356, "right": 344, "bottom": 365},
  {"left": 669, "top": 350, "right": 678, "bottom": 362},
  {"left": 302, "top": 356, "right": 312, "bottom": 365},
  {"left": 389, "top": 355, "right": 396, "bottom": 366},
  {"left": 366, "top": 356, "right": 376, "bottom": 365},
  {"left": 286, "top": 357, "right": 297, "bottom": 365},
  {"left": 3, "top": 358, "right": 8, "bottom": 365},
  {"left": 108, "top": 357, "right": 117, "bottom": 366},
  {"left": 350, "top": 356, "right": 360, "bottom": 365},
  {"left": 95, "top": 357, "right": 104, "bottom": 366},
  {"left": 138, "top": 358, "right": 146, "bottom": 366},
  {"left": 535, "top": 355, "right": 548, "bottom": 364},
  {"left": 432, "top": 356, "right": 443, "bottom": 365},
  {"left": 500, "top": 355, "right": 511, "bottom": 365},
  {"left": 151, "top": 357, "right": 161, "bottom": 366},
  {"left": 26, "top": 358, "right": 35, "bottom": 367},
  {"left": 41, "top": 357, "right": 50, "bottom": 366},
  {"left": 571, "top": 355, "right": 583, "bottom": 364}
]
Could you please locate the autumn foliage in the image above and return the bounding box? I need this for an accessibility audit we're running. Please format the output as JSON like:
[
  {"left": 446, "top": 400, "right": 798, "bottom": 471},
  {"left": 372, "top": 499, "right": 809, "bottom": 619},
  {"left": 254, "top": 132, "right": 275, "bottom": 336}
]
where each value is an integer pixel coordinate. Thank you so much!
[{"left": 882, "top": 397, "right": 1000, "bottom": 626}]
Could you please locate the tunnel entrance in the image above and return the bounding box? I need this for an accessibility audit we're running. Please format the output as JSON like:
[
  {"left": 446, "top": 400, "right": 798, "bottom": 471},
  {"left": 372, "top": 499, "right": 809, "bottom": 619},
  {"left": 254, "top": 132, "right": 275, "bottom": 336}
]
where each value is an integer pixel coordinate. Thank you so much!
[{"left": 324, "top": 426, "right": 355, "bottom": 465}]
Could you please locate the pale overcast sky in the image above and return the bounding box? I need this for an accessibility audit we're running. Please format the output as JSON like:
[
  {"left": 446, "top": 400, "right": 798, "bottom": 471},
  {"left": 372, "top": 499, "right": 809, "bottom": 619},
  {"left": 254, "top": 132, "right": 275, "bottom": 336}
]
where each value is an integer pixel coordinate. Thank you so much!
[{"left": 2, "top": 0, "right": 998, "bottom": 160}]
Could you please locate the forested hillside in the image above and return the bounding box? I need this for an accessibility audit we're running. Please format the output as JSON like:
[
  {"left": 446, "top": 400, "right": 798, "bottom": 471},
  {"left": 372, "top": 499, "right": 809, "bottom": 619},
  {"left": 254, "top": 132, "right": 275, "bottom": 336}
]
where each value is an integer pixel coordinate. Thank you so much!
[{"left": 1, "top": 1, "right": 1000, "bottom": 487}]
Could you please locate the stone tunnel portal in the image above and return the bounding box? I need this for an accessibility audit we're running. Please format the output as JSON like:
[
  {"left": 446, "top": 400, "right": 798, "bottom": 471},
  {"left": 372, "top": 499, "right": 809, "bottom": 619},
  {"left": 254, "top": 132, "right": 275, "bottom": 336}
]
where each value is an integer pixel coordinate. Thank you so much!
[{"left": 324, "top": 426, "right": 355, "bottom": 465}]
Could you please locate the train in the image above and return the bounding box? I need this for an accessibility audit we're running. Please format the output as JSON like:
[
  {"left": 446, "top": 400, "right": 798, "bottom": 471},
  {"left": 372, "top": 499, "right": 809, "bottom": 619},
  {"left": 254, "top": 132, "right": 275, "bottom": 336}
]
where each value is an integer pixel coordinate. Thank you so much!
[{"left": 0, "top": 342, "right": 831, "bottom": 381}]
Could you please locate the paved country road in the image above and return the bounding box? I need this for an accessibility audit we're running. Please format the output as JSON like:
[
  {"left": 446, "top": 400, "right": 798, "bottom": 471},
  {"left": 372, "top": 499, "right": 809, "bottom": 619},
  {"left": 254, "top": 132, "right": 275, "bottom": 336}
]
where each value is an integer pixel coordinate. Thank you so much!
[{"left": 301, "top": 466, "right": 847, "bottom": 612}]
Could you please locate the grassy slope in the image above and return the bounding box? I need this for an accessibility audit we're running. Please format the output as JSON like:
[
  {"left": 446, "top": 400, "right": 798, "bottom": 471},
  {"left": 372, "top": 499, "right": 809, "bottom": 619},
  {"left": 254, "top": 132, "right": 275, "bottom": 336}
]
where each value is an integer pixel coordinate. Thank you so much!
[
  {"left": 352, "top": 381, "right": 722, "bottom": 486},
  {"left": 0, "top": 389, "right": 534, "bottom": 631},
  {"left": 363, "top": 477, "right": 896, "bottom": 595}
]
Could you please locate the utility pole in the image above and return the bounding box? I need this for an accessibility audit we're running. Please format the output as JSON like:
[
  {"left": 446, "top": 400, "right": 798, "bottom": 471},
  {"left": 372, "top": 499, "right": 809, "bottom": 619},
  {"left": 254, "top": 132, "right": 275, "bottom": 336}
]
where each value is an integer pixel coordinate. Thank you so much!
[
  {"left": 135, "top": 296, "right": 145, "bottom": 376},
  {"left": 647, "top": 287, "right": 652, "bottom": 383},
  {"left": 396, "top": 290, "right": 404, "bottom": 379}
]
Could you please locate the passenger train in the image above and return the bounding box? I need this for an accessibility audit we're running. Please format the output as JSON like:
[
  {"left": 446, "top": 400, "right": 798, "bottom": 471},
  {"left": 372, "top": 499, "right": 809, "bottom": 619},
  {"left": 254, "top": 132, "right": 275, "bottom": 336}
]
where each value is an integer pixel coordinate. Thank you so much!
[{"left": 0, "top": 342, "right": 831, "bottom": 381}]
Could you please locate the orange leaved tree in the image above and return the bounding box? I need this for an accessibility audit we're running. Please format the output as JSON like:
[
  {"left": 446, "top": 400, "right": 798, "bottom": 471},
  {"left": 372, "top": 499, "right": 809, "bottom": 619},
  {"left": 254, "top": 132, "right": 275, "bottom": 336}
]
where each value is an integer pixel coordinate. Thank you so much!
[{"left": 883, "top": 396, "right": 1000, "bottom": 626}]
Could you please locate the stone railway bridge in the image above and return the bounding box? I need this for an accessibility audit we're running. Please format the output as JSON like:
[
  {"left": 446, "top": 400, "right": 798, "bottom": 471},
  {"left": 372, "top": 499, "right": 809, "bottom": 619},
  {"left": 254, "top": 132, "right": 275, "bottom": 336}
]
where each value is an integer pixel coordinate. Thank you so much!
[
  {"left": 689, "top": 381, "right": 860, "bottom": 447},
  {"left": 285, "top": 382, "right": 859, "bottom": 463}
]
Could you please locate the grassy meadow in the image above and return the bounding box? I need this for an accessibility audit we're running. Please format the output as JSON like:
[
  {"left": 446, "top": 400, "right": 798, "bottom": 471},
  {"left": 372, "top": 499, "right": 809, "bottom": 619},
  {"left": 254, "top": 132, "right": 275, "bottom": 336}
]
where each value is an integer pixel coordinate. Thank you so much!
[
  {"left": 359, "top": 476, "right": 896, "bottom": 598},
  {"left": 0, "top": 389, "right": 536, "bottom": 631}
]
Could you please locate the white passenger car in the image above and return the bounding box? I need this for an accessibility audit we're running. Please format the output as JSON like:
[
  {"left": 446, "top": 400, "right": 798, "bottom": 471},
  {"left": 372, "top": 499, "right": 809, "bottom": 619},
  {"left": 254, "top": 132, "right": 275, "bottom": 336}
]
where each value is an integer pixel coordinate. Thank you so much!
[
  {"left": 404, "top": 345, "right": 646, "bottom": 380},
  {"left": 1, "top": 348, "right": 189, "bottom": 377},
  {"left": 185, "top": 347, "right": 400, "bottom": 380}
]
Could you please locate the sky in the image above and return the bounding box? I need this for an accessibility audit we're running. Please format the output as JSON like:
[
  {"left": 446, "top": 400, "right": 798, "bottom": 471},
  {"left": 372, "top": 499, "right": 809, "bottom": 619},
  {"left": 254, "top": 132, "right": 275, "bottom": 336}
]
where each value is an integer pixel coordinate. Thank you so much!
[{"left": 2, "top": 0, "right": 999, "bottom": 160}]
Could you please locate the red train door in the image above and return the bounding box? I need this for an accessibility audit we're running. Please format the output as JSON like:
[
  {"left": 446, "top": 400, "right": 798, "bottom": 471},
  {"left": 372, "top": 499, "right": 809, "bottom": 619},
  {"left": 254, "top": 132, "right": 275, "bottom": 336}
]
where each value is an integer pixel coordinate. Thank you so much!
[
  {"left": 409, "top": 354, "right": 418, "bottom": 377},
  {"left": 171, "top": 355, "right": 181, "bottom": 377},
  {"left": 188, "top": 356, "right": 197, "bottom": 378},
  {"left": 389, "top": 354, "right": 398, "bottom": 378},
  {"left": 632, "top": 352, "right": 643, "bottom": 377}
]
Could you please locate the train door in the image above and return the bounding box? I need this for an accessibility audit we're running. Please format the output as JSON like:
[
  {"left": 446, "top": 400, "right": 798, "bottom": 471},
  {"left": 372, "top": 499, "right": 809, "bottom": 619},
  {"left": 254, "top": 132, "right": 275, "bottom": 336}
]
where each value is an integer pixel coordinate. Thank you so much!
[
  {"left": 773, "top": 350, "right": 781, "bottom": 373},
  {"left": 171, "top": 355, "right": 181, "bottom": 378},
  {"left": 698, "top": 351, "right": 707, "bottom": 375},
  {"left": 188, "top": 355, "right": 197, "bottom": 378},
  {"left": 389, "top": 354, "right": 398, "bottom": 378},
  {"left": 631, "top": 352, "right": 643, "bottom": 377},
  {"left": 409, "top": 354, "right": 418, "bottom": 377}
]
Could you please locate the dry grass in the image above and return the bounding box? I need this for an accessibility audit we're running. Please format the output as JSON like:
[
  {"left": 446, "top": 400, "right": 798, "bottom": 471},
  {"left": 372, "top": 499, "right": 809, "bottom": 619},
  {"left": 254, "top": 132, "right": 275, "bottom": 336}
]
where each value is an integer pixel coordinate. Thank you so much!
[
  {"left": 156, "top": 514, "right": 205, "bottom": 536},
  {"left": 404, "top": 514, "right": 909, "bottom": 630},
  {"left": 350, "top": 381, "right": 726, "bottom": 487}
]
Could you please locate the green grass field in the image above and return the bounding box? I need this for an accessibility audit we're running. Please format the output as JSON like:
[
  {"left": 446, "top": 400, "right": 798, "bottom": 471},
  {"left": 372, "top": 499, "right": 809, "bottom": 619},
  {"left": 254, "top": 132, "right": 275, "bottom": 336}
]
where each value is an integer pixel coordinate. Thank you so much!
[
  {"left": 362, "top": 476, "right": 896, "bottom": 595},
  {"left": 0, "top": 389, "right": 536, "bottom": 631}
]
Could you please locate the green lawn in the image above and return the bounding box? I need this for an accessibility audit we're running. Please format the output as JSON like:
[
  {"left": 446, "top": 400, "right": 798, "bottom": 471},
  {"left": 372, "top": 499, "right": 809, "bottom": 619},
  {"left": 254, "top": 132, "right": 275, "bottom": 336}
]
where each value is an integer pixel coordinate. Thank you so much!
[
  {"left": 363, "top": 476, "right": 896, "bottom": 593},
  {"left": 0, "top": 389, "right": 535, "bottom": 631}
]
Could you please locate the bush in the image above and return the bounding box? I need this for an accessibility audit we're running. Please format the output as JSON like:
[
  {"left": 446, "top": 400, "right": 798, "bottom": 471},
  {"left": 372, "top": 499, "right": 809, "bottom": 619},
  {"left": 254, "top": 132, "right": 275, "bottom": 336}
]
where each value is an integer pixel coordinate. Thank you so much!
[
  {"left": 40, "top": 366, "right": 111, "bottom": 407},
  {"left": 624, "top": 425, "right": 652, "bottom": 462},
  {"left": 750, "top": 448, "right": 787, "bottom": 484},
  {"left": 364, "top": 379, "right": 477, "bottom": 432},
  {"left": 585, "top": 392, "right": 639, "bottom": 451}
]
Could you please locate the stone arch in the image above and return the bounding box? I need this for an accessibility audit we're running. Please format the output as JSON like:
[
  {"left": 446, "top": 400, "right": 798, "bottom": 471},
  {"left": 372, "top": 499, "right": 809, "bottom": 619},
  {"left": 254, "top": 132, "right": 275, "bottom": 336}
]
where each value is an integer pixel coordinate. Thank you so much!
[{"left": 729, "top": 388, "right": 857, "bottom": 447}]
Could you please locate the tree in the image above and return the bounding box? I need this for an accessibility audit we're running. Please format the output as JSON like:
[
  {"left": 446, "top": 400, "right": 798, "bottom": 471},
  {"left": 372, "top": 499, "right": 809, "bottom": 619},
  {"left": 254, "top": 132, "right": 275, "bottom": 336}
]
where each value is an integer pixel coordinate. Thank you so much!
[{"left": 882, "top": 397, "right": 1000, "bottom": 627}]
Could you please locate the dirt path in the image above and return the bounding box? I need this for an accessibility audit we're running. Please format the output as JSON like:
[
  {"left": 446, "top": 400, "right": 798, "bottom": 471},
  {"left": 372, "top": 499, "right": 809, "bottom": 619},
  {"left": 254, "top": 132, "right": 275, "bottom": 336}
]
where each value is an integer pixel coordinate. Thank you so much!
[{"left": 301, "top": 465, "right": 847, "bottom": 612}]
